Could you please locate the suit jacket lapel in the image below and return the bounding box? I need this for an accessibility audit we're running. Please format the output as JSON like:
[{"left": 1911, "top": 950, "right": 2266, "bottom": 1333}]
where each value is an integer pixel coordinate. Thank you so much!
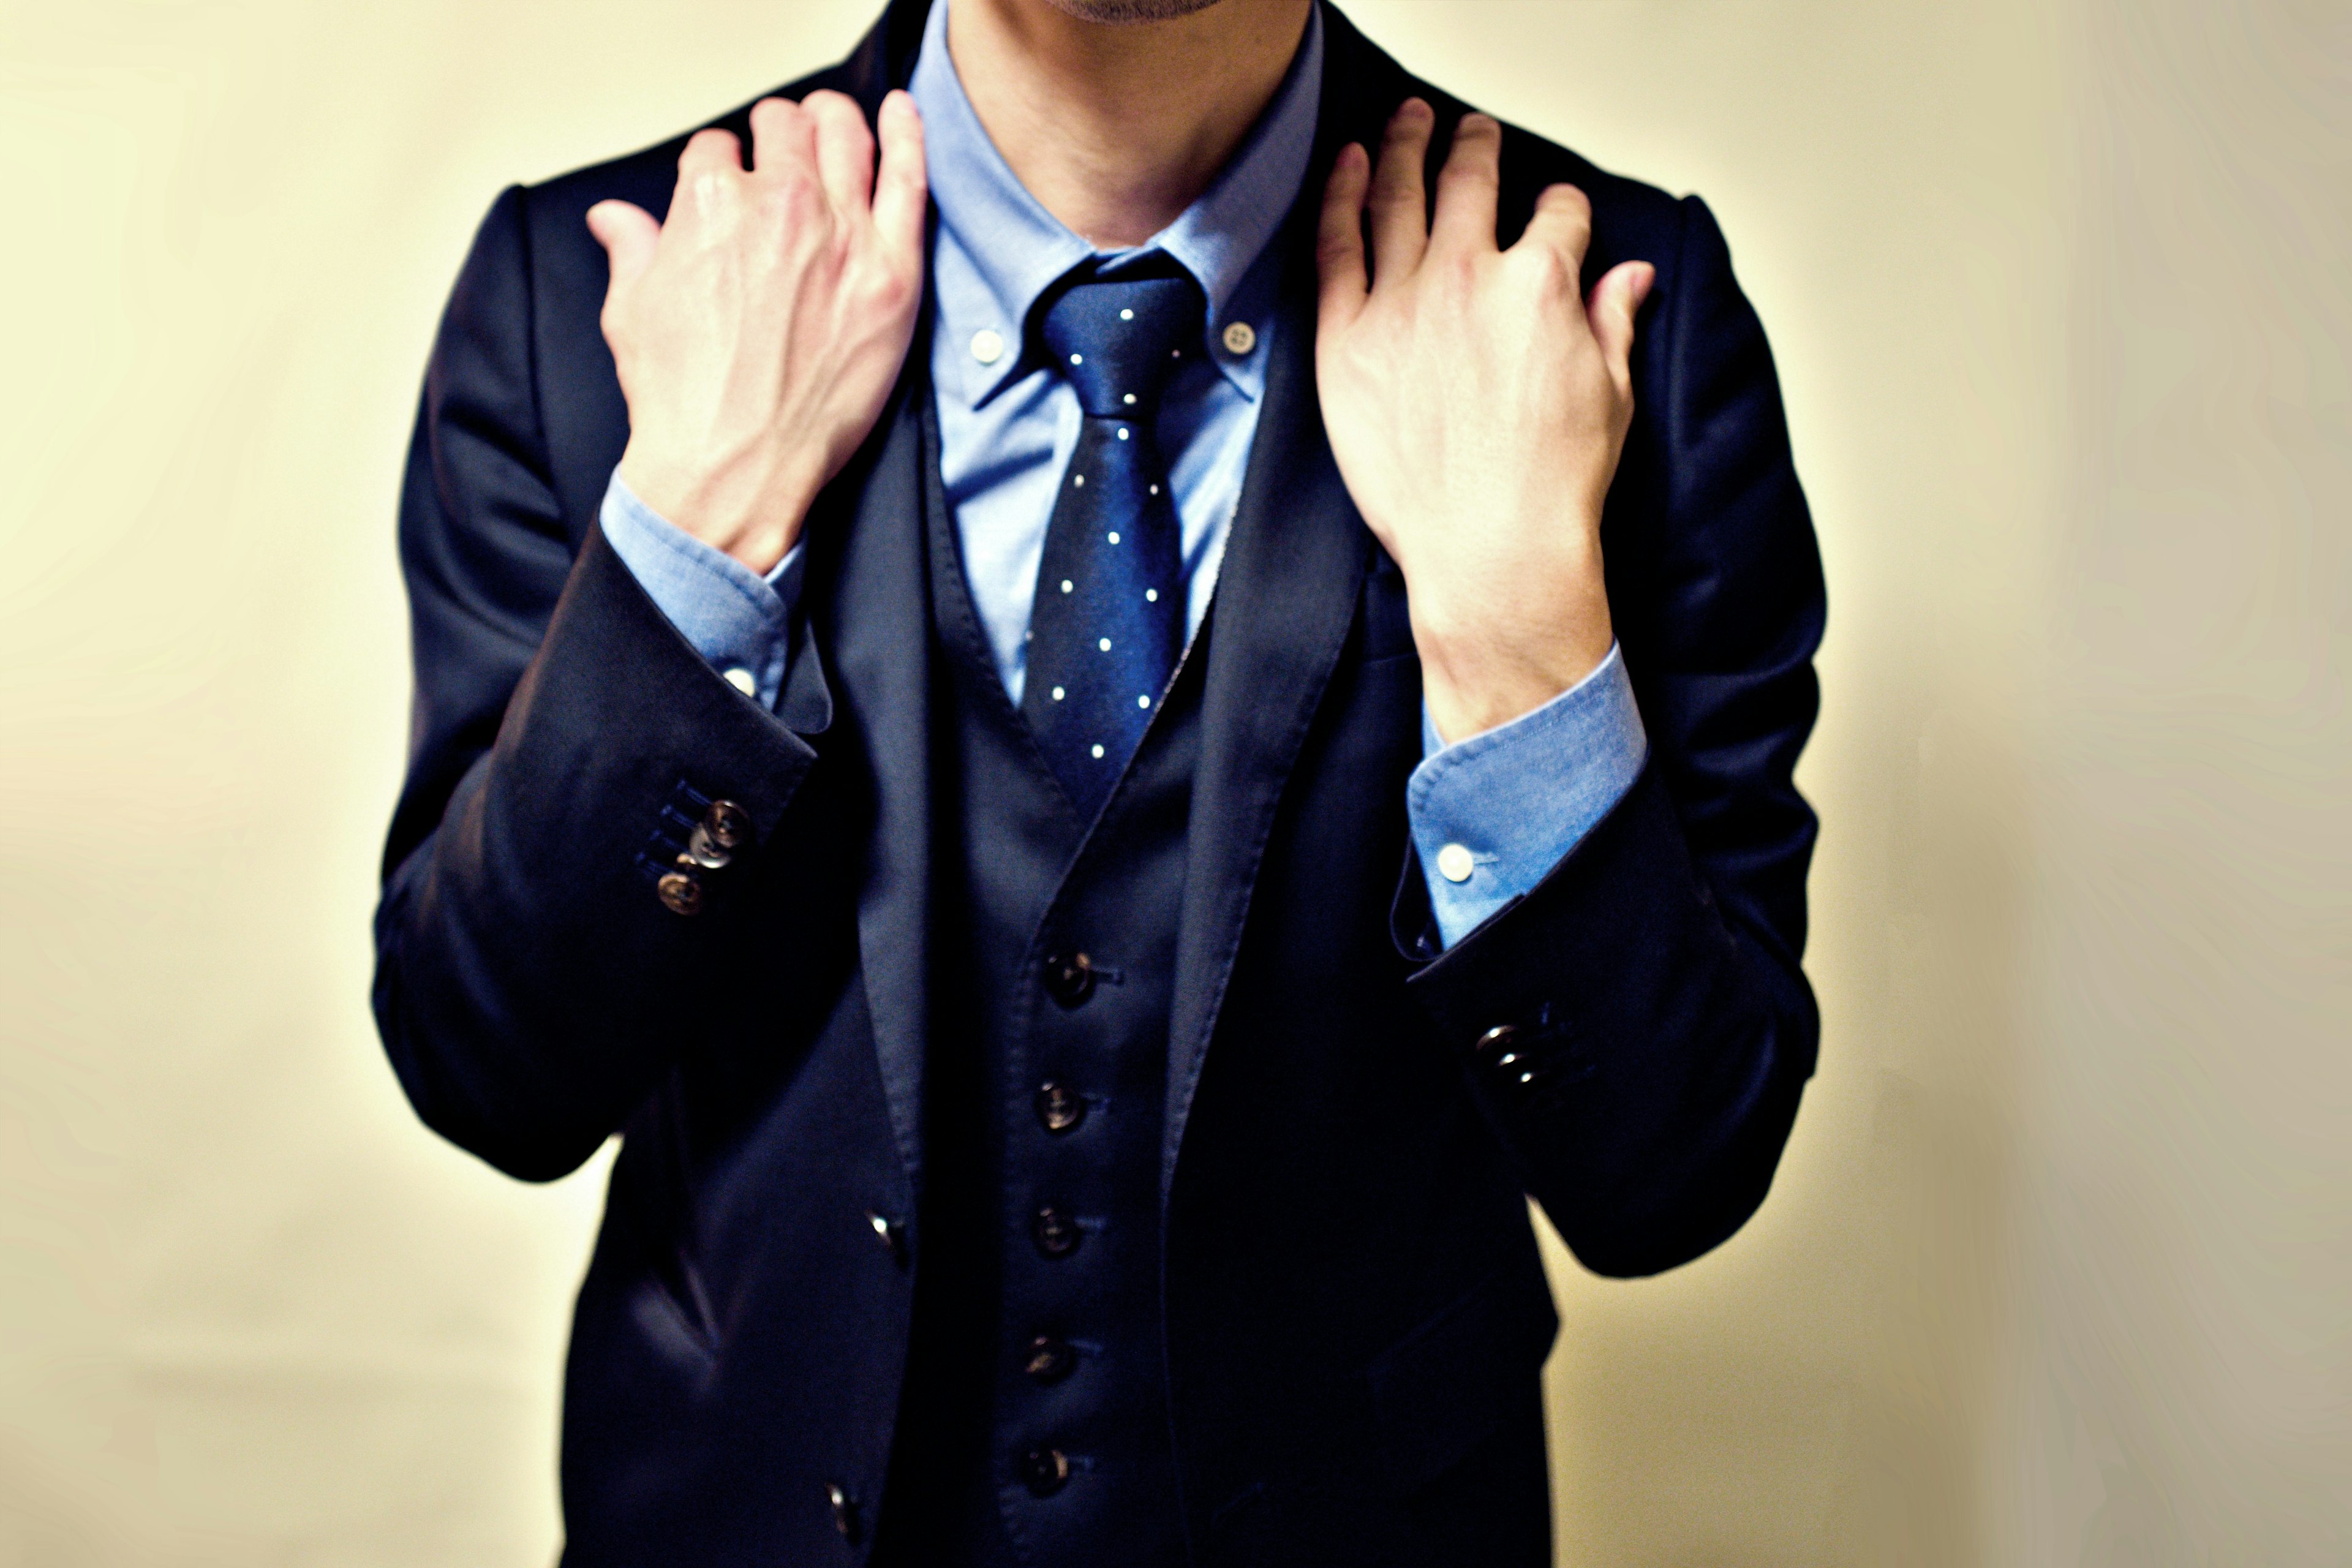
[
  {"left": 1161, "top": 216, "right": 1373, "bottom": 1202},
  {"left": 816, "top": 383, "right": 935, "bottom": 1191}
]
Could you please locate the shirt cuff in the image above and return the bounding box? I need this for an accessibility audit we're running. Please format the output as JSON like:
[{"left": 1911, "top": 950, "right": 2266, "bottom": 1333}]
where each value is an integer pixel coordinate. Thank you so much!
[
  {"left": 597, "top": 470, "right": 802, "bottom": 710},
  {"left": 1406, "top": 643, "right": 1648, "bottom": 949}
]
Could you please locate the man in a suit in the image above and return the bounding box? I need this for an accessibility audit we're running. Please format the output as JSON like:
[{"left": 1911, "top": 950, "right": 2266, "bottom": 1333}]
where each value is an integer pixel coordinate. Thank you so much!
[{"left": 374, "top": 0, "right": 1823, "bottom": 1561}]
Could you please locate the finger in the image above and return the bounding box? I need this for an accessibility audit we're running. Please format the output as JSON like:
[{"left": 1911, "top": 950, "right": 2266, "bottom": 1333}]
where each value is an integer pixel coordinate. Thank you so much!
[
  {"left": 804, "top": 89, "right": 876, "bottom": 215},
  {"left": 1367, "top": 98, "right": 1434, "bottom": 285},
  {"left": 870, "top": 90, "right": 929, "bottom": 260},
  {"left": 1517, "top": 182, "right": 1594, "bottom": 291},
  {"left": 1316, "top": 142, "right": 1371, "bottom": 333},
  {"left": 585, "top": 199, "right": 660, "bottom": 292},
  {"left": 747, "top": 96, "right": 813, "bottom": 180},
  {"left": 1428, "top": 113, "right": 1502, "bottom": 256},
  {"left": 678, "top": 124, "right": 745, "bottom": 180},
  {"left": 1587, "top": 260, "right": 1656, "bottom": 388}
]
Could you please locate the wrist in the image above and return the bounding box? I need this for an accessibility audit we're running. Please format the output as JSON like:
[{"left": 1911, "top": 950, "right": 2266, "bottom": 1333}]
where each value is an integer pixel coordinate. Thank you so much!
[
  {"left": 1412, "top": 590, "right": 1613, "bottom": 746},
  {"left": 617, "top": 440, "right": 823, "bottom": 576}
]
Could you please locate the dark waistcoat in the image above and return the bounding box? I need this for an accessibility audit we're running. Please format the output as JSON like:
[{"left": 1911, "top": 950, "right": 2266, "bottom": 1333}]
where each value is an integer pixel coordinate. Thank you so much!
[{"left": 873, "top": 405, "right": 1203, "bottom": 1568}]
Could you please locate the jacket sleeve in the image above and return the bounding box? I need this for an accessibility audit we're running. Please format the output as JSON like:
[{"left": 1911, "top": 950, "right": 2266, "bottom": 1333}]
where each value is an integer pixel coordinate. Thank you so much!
[
  {"left": 372, "top": 186, "right": 827, "bottom": 1182},
  {"left": 1400, "top": 194, "right": 1826, "bottom": 1278}
]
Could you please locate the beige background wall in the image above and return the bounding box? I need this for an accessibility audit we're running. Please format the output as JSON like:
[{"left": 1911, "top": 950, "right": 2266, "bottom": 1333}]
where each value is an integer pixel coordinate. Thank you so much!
[{"left": 1, "top": 0, "right": 2343, "bottom": 1562}]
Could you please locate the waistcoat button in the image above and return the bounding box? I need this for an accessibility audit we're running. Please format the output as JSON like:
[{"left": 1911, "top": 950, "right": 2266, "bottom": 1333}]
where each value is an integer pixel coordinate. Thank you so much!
[
  {"left": 824, "top": 1481, "right": 860, "bottom": 1540},
  {"left": 1032, "top": 1205, "right": 1082, "bottom": 1257},
  {"left": 1020, "top": 1447, "right": 1072, "bottom": 1497},
  {"left": 1042, "top": 952, "right": 1097, "bottom": 1005},
  {"left": 864, "top": 1209, "right": 906, "bottom": 1259},
  {"left": 1035, "top": 1082, "right": 1087, "bottom": 1133},
  {"left": 1024, "top": 1334, "right": 1079, "bottom": 1383}
]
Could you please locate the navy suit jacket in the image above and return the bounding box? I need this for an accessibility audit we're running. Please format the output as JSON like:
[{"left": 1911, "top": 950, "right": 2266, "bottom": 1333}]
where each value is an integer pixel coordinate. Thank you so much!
[{"left": 373, "top": 2, "right": 1825, "bottom": 1561}]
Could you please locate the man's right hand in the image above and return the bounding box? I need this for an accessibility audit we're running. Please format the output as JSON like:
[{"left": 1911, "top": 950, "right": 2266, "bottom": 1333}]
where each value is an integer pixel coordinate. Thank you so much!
[{"left": 587, "top": 89, "right": 927, "bottom": 575}]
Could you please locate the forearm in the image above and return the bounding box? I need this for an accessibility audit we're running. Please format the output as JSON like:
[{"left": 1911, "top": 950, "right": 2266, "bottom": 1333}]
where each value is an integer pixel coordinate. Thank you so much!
[
  {"left": 373, "top": 524, "right": 821, "bottom": 1179},
  {"left": 1403, "top": 766, "right": 1814, "bottom": 1276}
]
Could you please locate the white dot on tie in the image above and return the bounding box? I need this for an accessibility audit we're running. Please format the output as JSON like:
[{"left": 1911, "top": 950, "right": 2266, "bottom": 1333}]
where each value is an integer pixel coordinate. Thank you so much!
[
  {"left": 1145, "top": 589, "right": 1158, "bottom": 602},
  {"left": 1052, "top": 685, "right": 1066, "bottom": 701},
  {"left": 1436, "top": 843, "right": 1477, "bottom": 884},
  {"left": 1071, "top": 352, "right": 1084, "bottom": 365},
  {"left": 1170, "top": 348, "right": 1182, "bottom": 358},
  {"left": 1091, "top": 744, "right": 1106, "bottom": 759},
  {"left": 1148, "top": 483, "right": 1159, "bottom": 496},
  {"left": 1123, "top": 393, "right": 1137, "bottom": 405},
  {"left": 1138, "top": 694, "right": 1152, "bottom": 709},
  {"left": 969, "top": 328, "right": 1005, "bottom": 365},
  {"left": 722, "top": 666, "right": 757, "bottom": 696},
  {"left": 1074, "top": 474, "right": 1085, "bottom": 488},
  {"left": 1098, "top": 637, "right": 1112, "bottom": 652},
  {"left": 1060, "top": 579, "right": 1073, "bottom": 594},
  {"left": 1120, "top": 308, "right": 1134, "bottom": 320},
  {"left": 1107, "top": 531, "right": 1120, "bottom": 545},
  {"left": 1117, "top": 427, "right": 1130, "bottom": 440}
]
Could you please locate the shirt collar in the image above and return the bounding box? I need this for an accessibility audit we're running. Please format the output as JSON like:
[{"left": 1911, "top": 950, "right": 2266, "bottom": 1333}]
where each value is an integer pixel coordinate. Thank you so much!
[{"left": 910, "top": 0, "right": 1324, "bottom": 407}]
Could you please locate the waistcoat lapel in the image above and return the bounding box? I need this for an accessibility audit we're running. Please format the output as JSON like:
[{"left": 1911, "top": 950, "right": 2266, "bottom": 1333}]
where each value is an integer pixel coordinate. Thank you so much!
[{"left": 1161, "top": 217, "right": 1373, "bottom": 1202}]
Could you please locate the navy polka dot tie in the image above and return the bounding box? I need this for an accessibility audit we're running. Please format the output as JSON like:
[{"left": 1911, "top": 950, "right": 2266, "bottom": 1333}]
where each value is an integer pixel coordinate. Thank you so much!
[{"left": 1020, "top": 266, "right": 1204, "bottom": 818}]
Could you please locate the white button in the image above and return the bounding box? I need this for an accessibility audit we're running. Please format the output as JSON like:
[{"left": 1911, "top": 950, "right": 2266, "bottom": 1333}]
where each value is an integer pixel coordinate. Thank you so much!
[
  {"left": 1091, "top": 744, "right": 1106, "bottom": 758},
  {"left": 1120, "top": 308, "right": 1134, "bottom": 321},
  {"left": 1107, "top": 532, "right": 1120, "bottom": 545},
  {"left": 1436, "top": 843, "right": 1476, "bottom": 884},
  {"left": 1117, "top": 428, "right": 1131, "bottom": 440},
  {"left": 1123, "top": 393, "right": 1137, "bottom": 405},
  {"left": 1137, "top": 695, "right": 1151, "bottom": 709},
  {"left": 1052, "top": 685, "right": 1066, "bottom": 701},
  {"left": 970, "top": 328, "right": 1005, "bottom": 366},
  {"left": 1144, "top": 589, "right": 1158, "bottom": 602},
  {"left": 722, "top": 666, "right": 758, "bottom": 696},
  {"left": 1098, "top": 638, "right": 1112, "bottom": 652},
  {"left": 1222, "top": 320, "right": 1256, "bottom": 355}
]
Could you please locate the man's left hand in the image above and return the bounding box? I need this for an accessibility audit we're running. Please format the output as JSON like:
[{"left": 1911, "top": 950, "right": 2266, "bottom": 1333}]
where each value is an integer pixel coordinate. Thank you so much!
[{"left": 1316, "top": 100, "right": 1654, "bottom": 745}]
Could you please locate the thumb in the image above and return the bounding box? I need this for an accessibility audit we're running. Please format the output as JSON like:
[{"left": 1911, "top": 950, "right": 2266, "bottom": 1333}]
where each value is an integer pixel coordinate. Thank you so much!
[
  {"left": 1586, "top": 260, "right": 1655, "bottom": 385},
  {"left": 586, "top": 199, "right": 660, "bottom": 292}
]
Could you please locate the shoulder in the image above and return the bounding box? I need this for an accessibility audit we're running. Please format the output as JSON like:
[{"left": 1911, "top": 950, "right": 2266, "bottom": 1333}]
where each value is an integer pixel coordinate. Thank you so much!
[
  {"left": 1319, "top": 3, "right": 1694, "bottom": 279},
  {"left": 440, "top": 40, "right": 883, "bottom": 524},
  {"left": 514, "top": 51, "right": 862, "bottom": 283}
]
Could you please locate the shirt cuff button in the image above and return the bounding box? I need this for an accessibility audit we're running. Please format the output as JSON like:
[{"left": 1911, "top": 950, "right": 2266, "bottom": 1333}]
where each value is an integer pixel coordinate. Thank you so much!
[{"left": 1436, "top": 843, "right": 1476, "bottom": 883}]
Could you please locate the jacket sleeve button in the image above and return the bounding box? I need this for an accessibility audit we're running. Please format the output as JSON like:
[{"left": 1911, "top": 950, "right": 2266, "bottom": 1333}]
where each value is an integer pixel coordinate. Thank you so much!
[
  {"left": 701, "top": 798, "right": 752, "bottom": 850},
  {"left": 657, "top": 870, "right": 704, "bottom": 916},
  {"left": 685, "top": 821, "right": 733, "bottom": 870},
  {"left": 1472, "top": 1023, "right": 1520, "bottom": 1065}
]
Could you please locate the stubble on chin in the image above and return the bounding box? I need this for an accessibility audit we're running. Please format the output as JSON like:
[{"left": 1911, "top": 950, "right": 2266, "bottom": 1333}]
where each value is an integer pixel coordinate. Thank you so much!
[{"left": 1039, "top": 0, "right": 1227, "bottom": 21}]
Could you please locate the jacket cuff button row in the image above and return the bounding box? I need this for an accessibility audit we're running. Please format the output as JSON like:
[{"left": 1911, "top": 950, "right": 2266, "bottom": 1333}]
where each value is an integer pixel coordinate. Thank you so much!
[{"left": 657, "top": 798, "right": 750, "bottom": 917}]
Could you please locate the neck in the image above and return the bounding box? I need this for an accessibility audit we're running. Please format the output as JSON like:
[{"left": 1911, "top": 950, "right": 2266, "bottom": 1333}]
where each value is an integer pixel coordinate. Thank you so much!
[{"left": 946, "top": 0, "right": 1314, "bottom": 249}]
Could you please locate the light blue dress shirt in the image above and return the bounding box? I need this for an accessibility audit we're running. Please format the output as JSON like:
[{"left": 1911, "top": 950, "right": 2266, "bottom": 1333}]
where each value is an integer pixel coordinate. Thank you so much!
[{"left": 602, "top": 0, "right": 1646, "bottom": 946}]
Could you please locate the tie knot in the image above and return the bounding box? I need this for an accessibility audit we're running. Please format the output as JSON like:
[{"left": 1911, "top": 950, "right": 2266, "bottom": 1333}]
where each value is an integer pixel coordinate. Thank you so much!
[{"left": 1038, "top": 270, "right": 1205, "bottom": 419}]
